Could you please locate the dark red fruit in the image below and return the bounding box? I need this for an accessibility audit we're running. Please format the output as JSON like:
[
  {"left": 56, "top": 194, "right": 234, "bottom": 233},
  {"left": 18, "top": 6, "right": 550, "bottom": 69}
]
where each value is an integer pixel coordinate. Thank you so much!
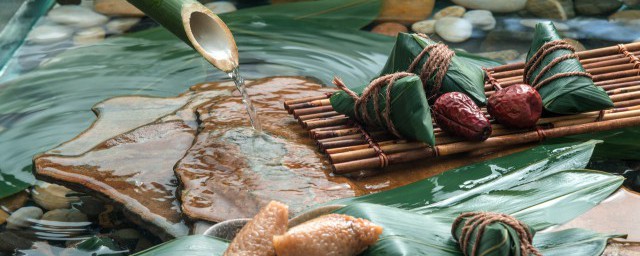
[
  {"left": 487, "top": 84, "right": 542, "bottom": 129},
  {"left": 433, "top": 92, "right": 492, "bottom": 141}
]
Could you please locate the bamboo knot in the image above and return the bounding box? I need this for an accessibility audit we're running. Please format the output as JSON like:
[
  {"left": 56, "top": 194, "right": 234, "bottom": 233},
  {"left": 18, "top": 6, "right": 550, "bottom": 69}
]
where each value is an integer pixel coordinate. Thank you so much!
[
  {"left": 407, "top": 34, "right": 455, "bottom": 99},
  {"left": 524, "top": 40, "right": 593, "bottom": 90},
  {"left": 535, "top": 128, "right": 547, "bottom": 141},
  {"left": 452, "top": 212, "right": 542, "bottom": 256},
  {"left": 618, "top": 44, "right": 640, "bottom": 69}
]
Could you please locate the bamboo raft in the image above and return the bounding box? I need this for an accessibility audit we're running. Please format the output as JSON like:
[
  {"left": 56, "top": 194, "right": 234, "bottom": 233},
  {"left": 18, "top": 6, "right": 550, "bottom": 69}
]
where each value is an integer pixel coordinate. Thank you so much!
[{"left": 284, "top": 42, "right": 640, "bottom": 175}]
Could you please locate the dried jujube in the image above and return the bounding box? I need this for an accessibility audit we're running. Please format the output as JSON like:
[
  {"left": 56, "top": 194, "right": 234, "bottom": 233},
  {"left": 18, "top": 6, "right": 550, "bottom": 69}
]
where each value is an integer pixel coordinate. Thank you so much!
[
  {"left": 433, "top": 92, "right": 492, "bottom": 141},
  {"left": 487, "top": 84, "right": 542, "bottom": 129}
]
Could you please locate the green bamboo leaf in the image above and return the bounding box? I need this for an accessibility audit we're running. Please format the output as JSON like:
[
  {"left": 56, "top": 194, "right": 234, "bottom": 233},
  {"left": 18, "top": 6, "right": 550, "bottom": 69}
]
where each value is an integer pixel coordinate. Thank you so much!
[
  {"left": 330, "top": 75, "right": 435, "bottom": 145},
  {"left": 379, "top": 33, "right": 491, "bottom": 105},
  {"left": 132, "top": 235, "right": 228, "bottom": 256},
  {"left": 225, "top": 0, "right": 382, "bottom": 29},
  {"left": 526, "top": 22, "right": 613, "bottom": 114}
]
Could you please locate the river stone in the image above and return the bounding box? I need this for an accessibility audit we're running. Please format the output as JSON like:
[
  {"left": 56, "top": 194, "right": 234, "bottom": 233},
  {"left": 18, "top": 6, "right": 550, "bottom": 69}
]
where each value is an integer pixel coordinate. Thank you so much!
[
  {"left": 6, "top": 206, "right": 43, "bottom": 230},
  {"left": 520, "top": 19, "right": 569, "bottom": 31},
  {"left": 32, "top": 182, "right": 80, "bottom": 210},
  {"left": 27, "top": 24, "right": 74, "bottom": 44},
  {"left": 463, "top": 10, "right": 496, "bottom": 30},
  {"left": 73, "top": 26, "right": 106, "bottom": 45},
  {"left": 624, "top": 0, "right": 640, "bottom": 7},
  {"left": 563, "top": 38, "right": 586, "bottom": 51},
  {"left": 575, "top": 0, "right": 622, "bottom": 16},
  {"left": 372, "top": 22, "right": 408, "bottom": 36},
  {"left": 93, "top": 0, "right": 144, "bottom": 16},
  {"left": 41, "top": 208, "right": 88, "bottom": 222},
  {"left": 48, "top": 5, "right": 108, "bottom": 28},
  {"left": 609, "top": 10, "right": 640, "bottom": 25},
  {"left": 377, "top": 0, "right": 435, "bottom": 24},
  {"left": 435, "top": 17, "right": 473, "bottom": 43},
  {"left": 105, "top": 18, "right": 141, "bottom": 34},
  {"left": 0, "top": 192, "right": 28, "bottom": 225},
  {"left": 0, "top": 231, "right": 33, "bottom": 252},
  {"left": 452, "top": 0, "right": 527, "bottom": 13},
  {"left": 204, "top": 1, "right": 237, "bottom": 14},
  {"left": 411, "top": 20, "right": 437, "bottom": 34},
  {"left": 526, "top": 0, "right": 569, "bottom": 20},
  {"left": 476, "top": 49, "right": 520, "bottom": 62},
  {"left": 433, "top": 5, "right": 466, "bottom": 19}
]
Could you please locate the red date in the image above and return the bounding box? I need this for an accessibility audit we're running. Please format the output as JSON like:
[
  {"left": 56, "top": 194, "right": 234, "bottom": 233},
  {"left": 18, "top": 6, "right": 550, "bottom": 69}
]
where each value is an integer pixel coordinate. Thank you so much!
[
  {"left": 487, "top": 84, "right": 542, "bottom": 129},
  {"left": 433, "top": 92, "right": 492, "bottom": 141}
]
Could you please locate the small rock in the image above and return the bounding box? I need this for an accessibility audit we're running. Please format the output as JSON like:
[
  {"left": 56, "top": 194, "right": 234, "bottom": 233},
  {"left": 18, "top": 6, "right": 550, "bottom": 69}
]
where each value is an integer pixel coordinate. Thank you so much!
[
  {"left": 435, "top": 17, "right": 473, "bottom": 43},
  {"left": 0, "top": 192, "right": 29, "bottom": 225},
  {"left": 452, "top": 0, "right": 527, "bottom": 13},
  {"left": 74, "top": 196, "right": 106, "bottom": 217},
  {"left": 93, "top": 0, "right": 144, "bottom": 17},
  {"left": 372, "top": 22, "right": 408, "bottom": 37},
  {"left": 609, "top": 10, "right": 640, "bottom": 25},
  {"left": 623, "top": 0, "right": 640, "bottom": 7},
  {"left": 41, "top": 208, "right": 88, "bottom": 222},
  {"left": 113, "top": 228, "right": 141, "bottom": 248},
  {"left": 476, "top": 49, "right": 521, "bottom": 62},
  {"left": 134, "top": 237, "right": 154, "bottom": 252},
  {"left": 47, "top": 5, "right": 108, "bottom": 28},
  {"left": 434, "top": 5, "right": 466, "bottom": 19},
  {"left": 105, "top": 17, "right": 141, "bottom": 34},
  {"left": 411, "top": 20, "right": 437, "bottom": 34},
  {"left": 377, "top": 0, "right": 436, "bottom": 24},
  {"left": 563, "top": 38, "right": 586, "bottom": 51},
  {"left": 6, "top": 206, "right": 43, "bottom": 229},
  {"left": 204, "top": 1, "right": 237, "bottom": 14},
  {"left": 575, "top": 0, "right": 621, "bottom": 16},
  {"left": 27, "top": 25, "right": 74, "bottom": 44},
  {"left": 463, "top": 10, "right": 496, "bottom": 30},
  {"left": 520, "top": 19, "right": 570, "bottom": 31},
  {"left": 0, "top": 231, "right": 34, "bottom": 252},
  {"left": 73, "top": 26, "right": 106, "bottom": 45},
  {"left": 526, "top": 0, "right": 569, "bottom": 20},
  {"left": 32, "top": 182, "right": 80, "bottom": 211}
]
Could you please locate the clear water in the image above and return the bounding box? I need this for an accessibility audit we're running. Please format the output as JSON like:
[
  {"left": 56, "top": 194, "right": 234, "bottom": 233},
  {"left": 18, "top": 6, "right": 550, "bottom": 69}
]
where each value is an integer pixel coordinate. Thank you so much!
[{"left": 228, "top": 68, "right": 262, "bottom": 132}]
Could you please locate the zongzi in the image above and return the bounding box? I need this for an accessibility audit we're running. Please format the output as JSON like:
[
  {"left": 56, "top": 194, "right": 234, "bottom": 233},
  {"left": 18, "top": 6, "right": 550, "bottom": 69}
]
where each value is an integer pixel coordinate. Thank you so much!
[
  {"left": 331, "top": 73, "right": 435, "bottom": 146},
  {"left": 525, "top": 22, "right": 613, "bottom": 115},
  {"left": 273, "top": 214, "right": 383, "bottom": 256},
  {"left": 223, "top": 201, "right": 289, "bottom": 256},
  {"left": 452, "top": 212, "right": 541, "bottom": 256},
  {"left": 380, "top": 33, "right": 489, "bottom": 105}
]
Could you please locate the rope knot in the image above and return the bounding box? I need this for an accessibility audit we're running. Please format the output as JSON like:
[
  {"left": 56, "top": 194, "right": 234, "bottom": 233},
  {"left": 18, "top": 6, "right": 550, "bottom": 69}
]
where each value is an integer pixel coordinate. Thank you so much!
[
  {"left": 452, "top": 212, "right": 542, "bottom": 256},
  {"left": 524, "top": 40, "right": 592, "bottom": 90},
  {"left": 407, "top": 34, "right": 455, "bottom": 99}
]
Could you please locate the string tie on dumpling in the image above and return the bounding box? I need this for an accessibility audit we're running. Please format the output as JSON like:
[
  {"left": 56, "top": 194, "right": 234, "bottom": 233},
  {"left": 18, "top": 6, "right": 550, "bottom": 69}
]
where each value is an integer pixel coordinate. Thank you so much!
[
  {"left": 407, "top": 33, "right": 455, "bottom": 99},
  {"left": 524, "top": 40, "right": 592, "bottom": 90},
  {"left": 452, "top": 212, "right": 543, "bottom": 256}
]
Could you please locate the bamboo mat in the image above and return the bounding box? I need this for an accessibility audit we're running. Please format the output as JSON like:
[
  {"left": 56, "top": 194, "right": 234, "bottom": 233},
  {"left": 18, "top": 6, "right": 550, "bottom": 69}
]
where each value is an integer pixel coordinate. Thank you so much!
[{"left": 284, "top": 42, "right": 640, "bottom": 175}]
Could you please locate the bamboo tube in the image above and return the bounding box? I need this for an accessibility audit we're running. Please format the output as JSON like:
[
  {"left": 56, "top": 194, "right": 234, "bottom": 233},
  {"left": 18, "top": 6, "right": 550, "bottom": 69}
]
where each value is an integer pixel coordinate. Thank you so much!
[
  {"left": 325, "top": 140, "right": 404, "bottom": 154},
  {"left": 287, "top": 99, "right": 332, "bottom": 112},
  {"left": 330, "top": 142, "right": 428, "bottom": 163},
  {"left": 292, "top": 105, "right": 335, "bottom": 118},
  {"left": 616, "top": 99, "right": 640, "bottom": 108},
  {"left": 284, "top": 94, "right": 330, "bottom": 112},
  {"left": 333, "top": 116, "right": 640, "bottom": 173},
  {"left": 304, "top": 116, "right": 349, "bottom": 129},
  {"left": 127, "top": 0, "right": 237, "bottom": 72},
  {"left": 297, "top": 111, "right": 340, "bottom": 121},
  {"left": 608, "top": 85, "right": 640, "bottom": 95}
]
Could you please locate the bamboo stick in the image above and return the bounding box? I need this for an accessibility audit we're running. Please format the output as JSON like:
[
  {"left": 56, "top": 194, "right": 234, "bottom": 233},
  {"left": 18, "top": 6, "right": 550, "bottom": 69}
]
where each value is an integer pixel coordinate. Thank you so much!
[
  {"left": 284, "top": 94, "right": 331, "bottom": 112},
  {"left": 297, "top": 111, "right": 340, "bottom": 121},
  {"left": 325, "top": 140, "right": 404, "bottom": 154},
  {"left": 304, "top": 116, "right": 349, "bottom": 129}
]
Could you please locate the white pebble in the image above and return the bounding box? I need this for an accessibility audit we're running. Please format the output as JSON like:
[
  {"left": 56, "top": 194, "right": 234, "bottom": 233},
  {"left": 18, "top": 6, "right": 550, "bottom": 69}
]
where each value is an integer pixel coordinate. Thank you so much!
[
  {"left": 106, "top": 17, "right": 141, "bottom": 34},
  {"left": 463, "top": 10, "right": 496, "bottom": 31},
  {"left": 27, "top": 24, "right": 74, "bottom": 44},
  {"left": 435, "top": 17, "right": 473, "bottom": 43},
  {"left": 48, "top": 5, "right": 108, "bottom": 28},
  {"left": 411, "top": 20, "right": 437, "bottom": 34},
  {"left": 73, "top": 26, "right": 106, "bottom": 45},
  {"left": 6, "top": 207, "right": 43, "bottom": 230},
  {"left": 204, "top": 1, "right": 237, "bottom": 14}
]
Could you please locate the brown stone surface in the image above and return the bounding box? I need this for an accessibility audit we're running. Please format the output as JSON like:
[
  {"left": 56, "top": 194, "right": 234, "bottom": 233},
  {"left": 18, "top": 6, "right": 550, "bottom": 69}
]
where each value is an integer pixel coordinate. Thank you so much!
[
  {"left": 371, "top": 22, "right": 408, "bottom": 37},
  {"left": 0, "top": 192, "right": 28, "bottom": 225},
  {"left": 377, "top": 0, "right": 435, "bottom": 24},
  {"left": 94, "top": 0, "right": 144, "bottom": 17}
]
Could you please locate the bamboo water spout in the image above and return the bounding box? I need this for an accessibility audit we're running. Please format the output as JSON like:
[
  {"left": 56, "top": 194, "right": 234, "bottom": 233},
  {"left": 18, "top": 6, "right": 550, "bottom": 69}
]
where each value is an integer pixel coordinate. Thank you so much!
[{"left": 127, "top": 0, "right": 239, "bottom": 72}]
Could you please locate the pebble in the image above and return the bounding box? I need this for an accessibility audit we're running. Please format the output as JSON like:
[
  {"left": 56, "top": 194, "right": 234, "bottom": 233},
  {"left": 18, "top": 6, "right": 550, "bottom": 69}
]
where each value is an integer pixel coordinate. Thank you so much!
[
  {"left": 463, "top": 10, "right": 496, "bottom": 31},
  {"left": 0, "top": 192, "right": 28, "bottom": 225},
  {"left": 575, "top": 0, "right": 622, "bottom": 16},
  {"left": 520, "top": 19, "right": 570, "bottom": 31},
  {"left": 411, "top": 20, "right": 437, "bottom": 34},
  {"left": 433, "top": 5, "right": 466, "bottom": 19},
  {"left": 451, "top": 0, "right": 527, "bottom": 13},
  {"left": 105, "top": 17, "right": 141, "bottom": 34},
  {"left": 372, "top": 22, "right": 408, "bottom": 37},
  {"left": 73, "top": 26, "right": 106, "bottom": 45},
  {"left": 376, "top": 0, "right": 436, "bottom": 24},
  {"left": 27, "top": 25, "right": 74, "bottom": 44},
  {"left": 476, "top": 49, "right": 520, "bottom": 62},
  {"left": 93, "top": 0, "right": 144, "bottom": 16},
  {"left": 204, "top": 1, "right": 237, "bottom": 14},
  {"left": 32, "top": 182, "right": 80, "bottom": 211},
  {"left": 609, "top": 10, "right": 640, "bottom": 25},
  {"left": 0, "top": 231, "right": 33, "bottom": 252},
  {"left": 47, "top": 5, "right": 108, "bottom": 28},
  {"left": 435, "top": 17, "right": 473, "bottom": 43},
  {"left": 526, "top": 0, "right": 569, "bottom": 20},
  {"left": 6, "top": 207, "right": 43, "bottom": 230},
  {"left": 624, "top": 0, "right": 640, "bottom": 7},
  {"left": 563, "top": 38, "right": 586, "bottom": 52},
  {"left": 41, "top": 208, "right": 88, "bottom": 222}
]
